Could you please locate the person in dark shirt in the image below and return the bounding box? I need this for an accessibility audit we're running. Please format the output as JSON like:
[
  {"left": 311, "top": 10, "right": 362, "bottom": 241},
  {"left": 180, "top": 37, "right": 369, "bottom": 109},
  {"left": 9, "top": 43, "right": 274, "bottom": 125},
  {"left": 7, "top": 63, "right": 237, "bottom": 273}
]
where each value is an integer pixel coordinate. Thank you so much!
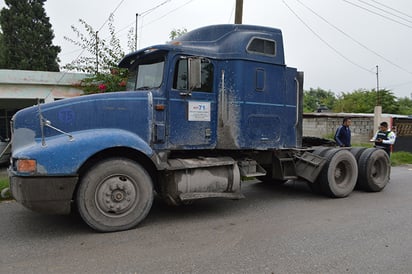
[
  {"left": 334, "top": 117, "right": 352, "bottom": 147},
  {"left": 370, "top": 121, "right": 396, "bottom": 157}
]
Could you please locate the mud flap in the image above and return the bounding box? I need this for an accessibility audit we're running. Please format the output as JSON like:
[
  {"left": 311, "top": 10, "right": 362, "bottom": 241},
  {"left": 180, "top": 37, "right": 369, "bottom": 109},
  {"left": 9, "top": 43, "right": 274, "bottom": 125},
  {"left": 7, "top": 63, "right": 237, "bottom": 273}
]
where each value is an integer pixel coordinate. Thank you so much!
[{"left": 295, "top": 151, "right": 327, "bottom": 183}]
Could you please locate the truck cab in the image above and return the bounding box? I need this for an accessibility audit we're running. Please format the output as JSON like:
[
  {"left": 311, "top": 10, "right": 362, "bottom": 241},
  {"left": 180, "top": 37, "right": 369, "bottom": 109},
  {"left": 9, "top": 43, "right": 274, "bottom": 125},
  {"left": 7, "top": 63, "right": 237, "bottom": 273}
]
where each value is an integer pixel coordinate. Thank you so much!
[{"left": 119, "top": 24, "right": 301, "bottom": 150}]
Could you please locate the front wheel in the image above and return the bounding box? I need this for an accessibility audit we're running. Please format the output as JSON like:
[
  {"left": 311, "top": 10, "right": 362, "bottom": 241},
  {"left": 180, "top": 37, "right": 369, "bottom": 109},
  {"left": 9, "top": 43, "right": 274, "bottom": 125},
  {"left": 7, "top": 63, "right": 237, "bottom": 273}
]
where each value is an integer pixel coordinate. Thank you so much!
[{"left": 76, "top": 158, "right": 154, "bottom": 232}]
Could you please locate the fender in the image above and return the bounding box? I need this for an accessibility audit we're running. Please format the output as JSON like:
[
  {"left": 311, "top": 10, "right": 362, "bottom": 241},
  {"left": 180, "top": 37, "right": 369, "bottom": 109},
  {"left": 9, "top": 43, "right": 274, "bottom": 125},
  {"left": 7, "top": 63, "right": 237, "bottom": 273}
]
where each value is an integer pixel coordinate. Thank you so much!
[{"left": 12, "top": 128, "right": 154, "bottom": 176}]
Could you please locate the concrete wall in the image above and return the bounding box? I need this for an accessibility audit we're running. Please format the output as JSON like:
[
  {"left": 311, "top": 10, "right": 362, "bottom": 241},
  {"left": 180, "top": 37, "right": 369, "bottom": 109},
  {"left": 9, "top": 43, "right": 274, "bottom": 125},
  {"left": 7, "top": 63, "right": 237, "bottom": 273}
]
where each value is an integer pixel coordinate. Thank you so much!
[{"left": 303, "top": 113, "right": 375, "bottom": 144}]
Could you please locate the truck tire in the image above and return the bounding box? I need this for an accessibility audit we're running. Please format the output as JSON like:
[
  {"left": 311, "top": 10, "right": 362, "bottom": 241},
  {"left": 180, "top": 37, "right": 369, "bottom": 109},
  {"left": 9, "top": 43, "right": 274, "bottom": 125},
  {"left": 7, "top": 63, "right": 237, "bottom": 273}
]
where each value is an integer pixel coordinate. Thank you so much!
[
  {"left": 76, "top": 158, "right": 154, "bottom": 232},
  {"left": 307, "top": 147, "right": 332, "bottom": 194},
  {"left": 357, "top": 148, "right": 390, "bottom": 192},
  {"left": 317, "top": 149, "right": 358, "bottom": 198},
  {"left": 349, "top": 147, "right": 367, "bottom": 161},
  {"left": 349, "top": 147, "right": 367, "bottom": 189}
]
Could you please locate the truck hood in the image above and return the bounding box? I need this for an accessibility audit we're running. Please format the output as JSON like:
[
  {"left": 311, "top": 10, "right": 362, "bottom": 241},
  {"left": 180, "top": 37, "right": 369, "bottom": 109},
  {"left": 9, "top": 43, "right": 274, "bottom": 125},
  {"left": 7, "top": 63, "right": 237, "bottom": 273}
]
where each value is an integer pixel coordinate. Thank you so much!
[{"left": 12, "top": 91, "right": 153, "bottom": 149}]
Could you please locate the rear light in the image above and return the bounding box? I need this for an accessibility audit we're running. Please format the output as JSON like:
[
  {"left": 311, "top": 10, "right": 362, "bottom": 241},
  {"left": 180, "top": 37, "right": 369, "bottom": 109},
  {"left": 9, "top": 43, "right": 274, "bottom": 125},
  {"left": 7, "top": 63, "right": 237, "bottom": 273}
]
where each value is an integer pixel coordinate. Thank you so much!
[{"left": 16, "top": 159, "right": 37, "bottom": 173}]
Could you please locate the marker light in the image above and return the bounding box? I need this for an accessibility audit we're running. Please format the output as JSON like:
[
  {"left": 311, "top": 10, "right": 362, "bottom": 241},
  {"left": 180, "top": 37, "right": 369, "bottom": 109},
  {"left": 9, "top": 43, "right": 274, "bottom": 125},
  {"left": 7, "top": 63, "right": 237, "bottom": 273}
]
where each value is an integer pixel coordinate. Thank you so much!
[{"left": 16, "top": 159, "right": 37, "bottom": 173}]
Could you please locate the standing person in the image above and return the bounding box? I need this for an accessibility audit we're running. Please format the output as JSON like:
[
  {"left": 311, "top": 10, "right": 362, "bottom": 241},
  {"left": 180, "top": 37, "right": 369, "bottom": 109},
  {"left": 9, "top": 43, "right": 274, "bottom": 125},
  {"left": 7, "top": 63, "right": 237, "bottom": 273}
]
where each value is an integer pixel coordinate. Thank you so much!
[
  {"left": 370, "top": 121, "right": 396, "bottom": 157},
  {"left": 334, "top": 117, "right": 352, "bottom": 147}
]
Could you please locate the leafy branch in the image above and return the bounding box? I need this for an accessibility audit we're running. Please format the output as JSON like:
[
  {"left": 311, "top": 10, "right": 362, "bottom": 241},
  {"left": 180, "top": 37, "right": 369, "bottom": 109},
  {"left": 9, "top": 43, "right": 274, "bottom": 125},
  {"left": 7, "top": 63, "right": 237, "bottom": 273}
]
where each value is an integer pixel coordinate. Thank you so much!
[{"left": 62, "top": 14, "right": 132, "bottom": 94}]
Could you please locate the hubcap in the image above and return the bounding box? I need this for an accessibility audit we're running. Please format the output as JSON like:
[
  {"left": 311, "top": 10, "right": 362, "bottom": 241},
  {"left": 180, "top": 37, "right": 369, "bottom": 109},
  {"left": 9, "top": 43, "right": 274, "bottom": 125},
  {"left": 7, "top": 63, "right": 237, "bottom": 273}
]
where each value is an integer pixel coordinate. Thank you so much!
[
  {"left": 96, "top": 175, "right": 137, "bottom": 216},
  {"left": 334, "top": 162, "right": 347, "bottom": 184}
]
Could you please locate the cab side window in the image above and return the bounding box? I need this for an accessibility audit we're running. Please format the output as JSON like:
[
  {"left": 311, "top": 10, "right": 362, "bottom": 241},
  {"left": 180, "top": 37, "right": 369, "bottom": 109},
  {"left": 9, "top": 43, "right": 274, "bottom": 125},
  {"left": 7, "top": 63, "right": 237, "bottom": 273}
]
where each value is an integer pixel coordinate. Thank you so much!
[
  {"left": 173, "top": 58, "right": 214, "bottom": 92},
  {"left": 247, "top": 38, "right": 276, "bottom": 56}
]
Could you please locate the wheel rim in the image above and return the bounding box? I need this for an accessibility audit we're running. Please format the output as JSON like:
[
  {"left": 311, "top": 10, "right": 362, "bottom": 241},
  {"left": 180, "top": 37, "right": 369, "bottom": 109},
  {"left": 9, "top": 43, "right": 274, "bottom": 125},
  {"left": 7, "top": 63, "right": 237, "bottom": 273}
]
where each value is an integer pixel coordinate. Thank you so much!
[
  {"left": 334, "top": 161, "right": 349, "bottom": 186},
  {"left": 95, "top": 174, "right": 138, "bottom": 217}
]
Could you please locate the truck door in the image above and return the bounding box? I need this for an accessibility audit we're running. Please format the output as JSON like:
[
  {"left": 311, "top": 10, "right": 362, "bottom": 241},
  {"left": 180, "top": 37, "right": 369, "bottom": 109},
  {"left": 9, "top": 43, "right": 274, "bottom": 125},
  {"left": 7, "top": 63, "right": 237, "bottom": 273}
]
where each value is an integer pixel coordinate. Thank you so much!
[{"left": 168, "top": 57, "right": 217, "bottom": 149}]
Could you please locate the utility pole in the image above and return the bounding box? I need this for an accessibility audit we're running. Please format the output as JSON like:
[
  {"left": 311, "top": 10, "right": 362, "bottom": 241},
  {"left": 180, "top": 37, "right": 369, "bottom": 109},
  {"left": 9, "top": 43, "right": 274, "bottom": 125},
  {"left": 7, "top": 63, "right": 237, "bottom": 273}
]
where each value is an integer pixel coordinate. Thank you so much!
[
  {"left": 95, "top": 31, "right": 99, "bottom": 73},
  {"left": 235, "top": 0, "right": 243, "bottom": 24},
  {"left": 374, "top": 65, "right": 382, "bottom": 133},
  {"left": 135, "top": 13, "right": 139, "bottom": 51},
  {"left": 376, "top": 65, "right": 380, "bottom": 106}
]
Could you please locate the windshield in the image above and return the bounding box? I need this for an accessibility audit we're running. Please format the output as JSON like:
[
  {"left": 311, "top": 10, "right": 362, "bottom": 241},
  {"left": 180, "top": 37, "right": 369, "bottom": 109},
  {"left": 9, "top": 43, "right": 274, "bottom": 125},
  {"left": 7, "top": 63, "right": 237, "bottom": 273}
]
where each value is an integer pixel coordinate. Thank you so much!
[{"left": 126, "top": 54, "right": 165, "bottom": 90}]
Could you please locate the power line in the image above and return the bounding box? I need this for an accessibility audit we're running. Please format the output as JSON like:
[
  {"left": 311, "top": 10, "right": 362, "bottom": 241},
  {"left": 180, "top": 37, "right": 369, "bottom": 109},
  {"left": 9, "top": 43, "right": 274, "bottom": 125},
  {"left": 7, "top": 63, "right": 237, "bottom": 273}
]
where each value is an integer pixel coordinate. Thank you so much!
[
  {"left": 384, "top": 79, "right": 412, "bottom": 90},
  {"left": 48, "top": 0, "right": 128, "bottom": 100},
  {"left": 98, "top": 0, "right": 191, "bottom": 52},
  {"left": 66, "top": 0, "right": 128, "bottom": 60},
  {"left": 140, "top": 0, "right": 171, "bottom": 16},
  {"left": 356, "top": 0, "right": 412, "bottom": 25},
  {"left": 295, "top": 0, "right": 412, "bottom": 76},
  {"left": 342, "top": 0, "right": 412, "bottom": 29},
  {"left": 369, "top": 0, "right": 412, "bottom": 20},
  {"left": 282, "top": 0, "right": 374, "bottom": 74},
  {"left": 228, "top": 2, "right": 236, "bottom": 24},
  {"left": 97, "top": 0, "right": 127, "bottom": 32},
  {"left": 112, "top": 0, "right": 175, "bottom": 42},
  {"left": 142, "top": 0, "right": 197, "bottom": 28}
]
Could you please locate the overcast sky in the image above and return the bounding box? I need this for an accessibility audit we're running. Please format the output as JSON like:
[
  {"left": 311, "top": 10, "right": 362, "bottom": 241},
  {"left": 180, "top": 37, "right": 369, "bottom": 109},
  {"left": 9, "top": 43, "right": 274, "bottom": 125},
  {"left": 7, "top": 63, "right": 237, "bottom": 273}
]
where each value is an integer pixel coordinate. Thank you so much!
[{"left": 1, "top": 0, "right": 412, "bottom": 99}]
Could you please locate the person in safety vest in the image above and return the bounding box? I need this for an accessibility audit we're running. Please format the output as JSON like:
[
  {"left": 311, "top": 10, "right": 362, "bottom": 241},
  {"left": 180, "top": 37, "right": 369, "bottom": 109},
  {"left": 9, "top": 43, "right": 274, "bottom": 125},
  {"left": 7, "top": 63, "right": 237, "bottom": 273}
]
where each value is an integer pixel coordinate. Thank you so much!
[{"left": 370, "top": 121, "right": 396, "bottom": 157}]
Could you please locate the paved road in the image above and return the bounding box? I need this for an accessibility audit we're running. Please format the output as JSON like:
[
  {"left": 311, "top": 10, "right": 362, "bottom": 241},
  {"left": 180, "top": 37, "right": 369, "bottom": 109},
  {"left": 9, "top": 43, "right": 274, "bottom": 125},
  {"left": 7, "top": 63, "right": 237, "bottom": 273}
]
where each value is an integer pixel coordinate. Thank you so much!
[{"left": 0, "top": 166, "right": 411, "bottom": 273}]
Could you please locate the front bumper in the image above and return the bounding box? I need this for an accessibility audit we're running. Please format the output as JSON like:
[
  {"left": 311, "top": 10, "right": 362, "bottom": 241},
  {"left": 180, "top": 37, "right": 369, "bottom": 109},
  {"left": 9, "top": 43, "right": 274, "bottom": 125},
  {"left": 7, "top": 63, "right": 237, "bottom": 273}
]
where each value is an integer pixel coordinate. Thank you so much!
[{"left": 9, "top": 174, "right": 78, "bottom": 214}]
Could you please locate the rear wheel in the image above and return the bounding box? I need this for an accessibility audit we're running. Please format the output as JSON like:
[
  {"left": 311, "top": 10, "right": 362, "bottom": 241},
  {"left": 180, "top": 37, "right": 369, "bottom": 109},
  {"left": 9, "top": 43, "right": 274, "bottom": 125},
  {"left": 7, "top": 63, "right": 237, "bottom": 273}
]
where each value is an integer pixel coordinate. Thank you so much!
[
  {"left": 350, "top": 147, "right": 367, "bottom": 161},
  {"left": 76, "top": 158, "right": 154, "bottom": 232},
  {"left": 357, "top": 148, "right": 390, "bottom": 192},
  {"left": 317, "top": 149, "right": 358, "bottom": 198},
  {"left": 349, "top": 147, "right": 367, "bottom": 189}
]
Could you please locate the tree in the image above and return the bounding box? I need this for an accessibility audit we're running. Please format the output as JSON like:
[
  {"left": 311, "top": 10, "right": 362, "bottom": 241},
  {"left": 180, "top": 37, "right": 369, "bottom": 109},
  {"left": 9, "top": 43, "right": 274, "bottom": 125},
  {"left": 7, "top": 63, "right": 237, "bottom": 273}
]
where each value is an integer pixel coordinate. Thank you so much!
[
  {"left": 63, "top": 15, "right": 132, "bottom": 94},
  {"left": 0, "top": 32, "right": 5, "bottom": 68},
  {"left": 333, "top": 89, "right": 399, "bottom": 114},
  {"left": 303, "top": 88, "right": 336, "bottom": 112},
  {"left": 397, "top": 97, "right": 412, "bottom": 115},
  {"left": 63, "top": 14, "right": 126, "bottom": 74},
  {"left": 0, "top": 0, "right": 60, "bottom": 71},
  {"left": 169, "top": 28, "right": 187, "bottom": 41},
  {"left": 64, "top": 21, "right": 188, "bottom": 94}
]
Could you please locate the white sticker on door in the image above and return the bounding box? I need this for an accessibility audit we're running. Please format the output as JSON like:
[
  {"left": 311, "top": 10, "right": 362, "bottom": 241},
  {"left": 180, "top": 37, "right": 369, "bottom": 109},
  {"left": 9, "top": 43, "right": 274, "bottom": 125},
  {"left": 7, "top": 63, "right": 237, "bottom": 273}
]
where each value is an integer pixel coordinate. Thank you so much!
[{"left": 188, "top": 101, "right": 211, "bottom": 121}]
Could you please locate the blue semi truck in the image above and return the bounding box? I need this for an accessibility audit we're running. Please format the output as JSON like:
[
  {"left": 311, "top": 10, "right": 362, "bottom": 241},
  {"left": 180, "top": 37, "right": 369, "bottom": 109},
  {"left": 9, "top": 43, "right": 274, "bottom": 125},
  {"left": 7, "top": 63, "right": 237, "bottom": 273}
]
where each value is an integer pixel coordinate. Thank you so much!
[{"left": 9, "top": 25, "right": 390, "bottom": 232}]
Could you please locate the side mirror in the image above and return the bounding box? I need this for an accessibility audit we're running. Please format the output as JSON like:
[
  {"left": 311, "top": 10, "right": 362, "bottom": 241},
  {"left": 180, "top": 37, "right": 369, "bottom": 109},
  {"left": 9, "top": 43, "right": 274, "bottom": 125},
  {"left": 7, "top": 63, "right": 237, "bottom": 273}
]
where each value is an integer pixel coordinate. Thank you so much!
[{"left": 188, "top": 57, "right": 201, "bottom": 90}]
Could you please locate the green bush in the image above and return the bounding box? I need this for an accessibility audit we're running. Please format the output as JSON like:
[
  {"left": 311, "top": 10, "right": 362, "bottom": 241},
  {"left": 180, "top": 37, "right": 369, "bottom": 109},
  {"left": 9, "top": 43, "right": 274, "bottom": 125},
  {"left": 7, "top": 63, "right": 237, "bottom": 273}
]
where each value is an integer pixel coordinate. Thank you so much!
[{"left": 79, "top": 69, "right": 128, "bottom": 94}]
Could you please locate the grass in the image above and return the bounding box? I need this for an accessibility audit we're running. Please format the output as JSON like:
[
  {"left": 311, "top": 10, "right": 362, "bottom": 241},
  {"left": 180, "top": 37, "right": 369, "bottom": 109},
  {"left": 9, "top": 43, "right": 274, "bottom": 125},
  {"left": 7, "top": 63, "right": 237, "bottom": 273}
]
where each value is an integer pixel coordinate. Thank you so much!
[
  {"left": 1, "top": 150, "right": 412, "bottom": 202},
  {"left": 0, "top": 176, "right": 11, "bottom": 201},
  {"left": 391, "top": 151, "right": 412, "bottom": 166},
  {"left": 353, "top": 143, "right": 373, "bottom": 148}
]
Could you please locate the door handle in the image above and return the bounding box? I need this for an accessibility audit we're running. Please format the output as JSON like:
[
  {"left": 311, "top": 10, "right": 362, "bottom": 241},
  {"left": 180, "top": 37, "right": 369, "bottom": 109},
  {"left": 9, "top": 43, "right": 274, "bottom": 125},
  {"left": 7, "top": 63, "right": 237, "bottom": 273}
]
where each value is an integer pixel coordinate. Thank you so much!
[{"left": 179, "top": 92, "right": 192, "bottom": 97}]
